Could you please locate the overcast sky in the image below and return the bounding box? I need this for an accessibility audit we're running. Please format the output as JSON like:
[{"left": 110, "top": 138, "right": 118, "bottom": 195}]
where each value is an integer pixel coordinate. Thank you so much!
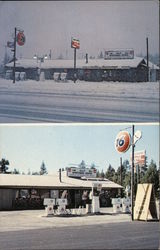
[
  {"left": 0, "top": 124, "right": 159, "bottom": 174},
  {"left": 0, "top": 0, "right": 159, "bottom": 62}
]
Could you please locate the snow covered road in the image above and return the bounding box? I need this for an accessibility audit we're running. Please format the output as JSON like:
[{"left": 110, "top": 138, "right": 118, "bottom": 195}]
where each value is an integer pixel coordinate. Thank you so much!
[{"left": 0, "top": 79, "right": 159, "bottom": 123}]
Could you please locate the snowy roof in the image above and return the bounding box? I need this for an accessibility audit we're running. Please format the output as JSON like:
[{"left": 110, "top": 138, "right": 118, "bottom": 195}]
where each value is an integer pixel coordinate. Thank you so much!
[
  {"left": 0, "top": 173, "right": 122, "bottom": 189},
  {"left": 5, "top": 56, "right": 157, "bottom": 69}
]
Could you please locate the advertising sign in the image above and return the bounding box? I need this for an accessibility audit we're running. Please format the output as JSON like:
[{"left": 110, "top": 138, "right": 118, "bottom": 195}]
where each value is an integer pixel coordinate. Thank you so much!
[
  {"left": 16, "top": 32, "right": 25, "bottom": 46},
  {"left": 71, "top": 38, "right": 80, "bottom": 49},
  {"left": 67, "top": 167, "right": 96, "bottom": 178},
  {"left": 115, "top": 131, "right": 131, "bottom": 153},
  {"left": 104, "top": 49, "right": 134, "bottom": 60},
  {"left": 130, "top": 150, "right": 146, "bottom": 167},
  {"left": 134, "top": 184, "right": 158, "bottom": 221}
]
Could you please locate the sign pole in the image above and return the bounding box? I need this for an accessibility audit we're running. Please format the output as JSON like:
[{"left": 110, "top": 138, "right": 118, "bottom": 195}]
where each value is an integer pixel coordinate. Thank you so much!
[
  {"left": 74, "top": 48, "right": 76, "bottom": 83},
  {"left": 131, "top": 124, "right": 135, "bottom": 221},
  {"left": 146, "top": 37, "right": 149, "bottom": 82},
  {"left": 13, "top": 27, "right": 17, "bottom": 84},
  {"left": 120, "top": 157, "right": 123, "bottom": 197}
]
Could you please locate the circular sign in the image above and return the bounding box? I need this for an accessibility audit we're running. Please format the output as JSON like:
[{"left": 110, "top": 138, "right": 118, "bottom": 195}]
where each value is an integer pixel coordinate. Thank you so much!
[
  {"left": 115, "top": 131, "right": 131, "bottom": 153},
  {"left": 16, "top": 32, "right": 25, "bottom": 46},
  {"left": 134, "top": 130, "right": 142, "bottom": 144}
]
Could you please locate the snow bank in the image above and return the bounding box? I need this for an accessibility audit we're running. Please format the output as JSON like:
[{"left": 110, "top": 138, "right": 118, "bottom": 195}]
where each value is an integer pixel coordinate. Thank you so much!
[{"left": 0, "top": 78, "right": 159, "bottom": 100}]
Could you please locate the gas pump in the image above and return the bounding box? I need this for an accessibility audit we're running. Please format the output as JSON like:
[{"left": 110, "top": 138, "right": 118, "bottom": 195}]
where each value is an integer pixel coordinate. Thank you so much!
[
  {"left": 43, "top": 198, "right": 56, "bottom": 216},
  {"left": 92, "top": 182, "right": 102, "bottom": 213},
  {"left": 56, "top": 198, "right": 68, "bottom": 215}
]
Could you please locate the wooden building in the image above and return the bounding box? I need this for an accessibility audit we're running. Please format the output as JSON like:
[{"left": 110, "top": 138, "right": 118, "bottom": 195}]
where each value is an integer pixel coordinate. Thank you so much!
[
  {"left": 5, "top": 57, "right": 159, "bottom": 82},
  {"left": 0, "top": 173, "right": 122, "bottom": 210}
]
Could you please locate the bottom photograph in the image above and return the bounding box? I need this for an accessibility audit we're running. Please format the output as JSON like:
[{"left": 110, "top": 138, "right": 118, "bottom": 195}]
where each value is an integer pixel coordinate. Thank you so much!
[{"left": 0, "top": 123, "right": 159, "bottom": 250}]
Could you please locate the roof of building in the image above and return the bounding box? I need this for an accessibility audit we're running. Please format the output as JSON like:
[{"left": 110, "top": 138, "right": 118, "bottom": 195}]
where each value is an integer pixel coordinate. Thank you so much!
[
  {"left": 0, "top": 173, "right": 122, "bottom": 189},
  {"left": 6, "top": 56, "right": 158, "bottom": 69}
]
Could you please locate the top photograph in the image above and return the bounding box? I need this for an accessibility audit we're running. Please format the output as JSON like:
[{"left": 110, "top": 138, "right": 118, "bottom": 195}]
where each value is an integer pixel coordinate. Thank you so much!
[{"left": 0, "top": 1, "right": 159, "bottom": 123}]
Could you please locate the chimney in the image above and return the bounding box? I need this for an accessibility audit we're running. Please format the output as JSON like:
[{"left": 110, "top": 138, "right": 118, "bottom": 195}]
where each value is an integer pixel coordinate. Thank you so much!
[
  {"left": 85, "top": 53, "right": 88, "bottom": 64},
  {"left": 59, "top": 168, "right": 62, "bottom": 182}
]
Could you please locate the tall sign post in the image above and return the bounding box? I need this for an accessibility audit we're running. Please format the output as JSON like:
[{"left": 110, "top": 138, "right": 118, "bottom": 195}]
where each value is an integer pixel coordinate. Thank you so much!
[
  {"left": 71, "top": 38, "right": 80, "bottom": 83},
  {"left": 120, "top": 157, "right": 123, "bottom": 197},
  {"left": 146, "top": 37, "right": 149, "bottom": 82},
  {"left": 115, "top": 126, "right": 142, "bottom": 221},
  {"left": 131, "top": 125, "right": 135, "bottom": 221},
  {"left": 13, "top": 28, "right": 25, "bottom": 83},
  {"left": 13, "top": 27, "right": 17, "bottom": 84}
]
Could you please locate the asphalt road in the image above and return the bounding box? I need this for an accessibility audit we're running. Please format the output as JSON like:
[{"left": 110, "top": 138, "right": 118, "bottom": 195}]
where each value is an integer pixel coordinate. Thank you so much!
[
  {"left": 0, "top": 82, "right": 159, "bottom": 123},
  {"left": 0, "top": 221, "right": 159, "bottom": 250}
]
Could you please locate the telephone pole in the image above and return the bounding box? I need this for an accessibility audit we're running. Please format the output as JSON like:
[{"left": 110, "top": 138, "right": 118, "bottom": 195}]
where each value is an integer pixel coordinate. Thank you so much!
[
  {"left": 146, "top": 37, "right": 149, "bottom": 82},
  {"left": 74, "top": 48, "right": 76, "bottom": 83},
  {"left": 131, "top": 125, "right": 135, "bottom": 221},
  {"left": 120, "top": 157, "right": 123, "bottom": 197},
  {"left": 13, "top": 27, "right": 17, "bottom": 84}
]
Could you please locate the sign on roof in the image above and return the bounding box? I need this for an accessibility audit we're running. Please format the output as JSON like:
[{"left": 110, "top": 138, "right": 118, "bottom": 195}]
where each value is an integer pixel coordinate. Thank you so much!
[
  {"left": 104, "top": 49, "right": 134, "bottom": 60},
  {"left": 66, "top": 166, "right": 96, "bottom": 178}
]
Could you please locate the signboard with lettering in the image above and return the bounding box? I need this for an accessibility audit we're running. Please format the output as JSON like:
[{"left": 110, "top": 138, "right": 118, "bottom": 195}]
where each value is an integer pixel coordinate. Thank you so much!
[
  {"left": 104, "top": 49, "right": 134, "bottom": 60},
  {"left": 134, "top": 184, "right": 158, "bottom": 221},
  {"left": 130, "top": 150, "right": 146, "bottom": 167},
  {"left": 66, "top": 167, "right": 96, "bottom": 178}
]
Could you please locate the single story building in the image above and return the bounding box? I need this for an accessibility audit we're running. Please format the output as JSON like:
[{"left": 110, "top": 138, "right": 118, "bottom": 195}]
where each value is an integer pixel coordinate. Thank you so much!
[
  {"left": 0, "top": 173, "right": 122, "bottom": 210},
  {"left": 5, "top": 57, "right": 159, "bottom": 82}
]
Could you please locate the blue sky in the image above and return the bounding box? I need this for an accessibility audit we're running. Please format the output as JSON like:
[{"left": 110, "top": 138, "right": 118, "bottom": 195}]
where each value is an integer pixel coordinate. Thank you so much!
[{"left": 0, "top": 123, "right": 159, "bottom": 174}]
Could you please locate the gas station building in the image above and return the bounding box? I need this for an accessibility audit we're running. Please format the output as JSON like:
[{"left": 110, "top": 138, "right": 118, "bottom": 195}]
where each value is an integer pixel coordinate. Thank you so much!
[{"left": 0, "top": 173, "right": 122, "bottom": 211}]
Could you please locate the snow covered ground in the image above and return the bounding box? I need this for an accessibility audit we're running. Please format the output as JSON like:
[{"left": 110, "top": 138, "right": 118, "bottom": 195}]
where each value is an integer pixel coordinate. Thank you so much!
[{"left": 0, "top": 79, "right": 159, "bottom": 123}]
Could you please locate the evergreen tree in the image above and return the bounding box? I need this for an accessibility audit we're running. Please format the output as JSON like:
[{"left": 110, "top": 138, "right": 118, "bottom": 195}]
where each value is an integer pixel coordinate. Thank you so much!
[
  {"left": 79, "top": 160, "right": 86, "bottom": 168},
  {"left": 98, "top": 51, "right": 103, "bottom": 59},
  {"left": 112, "top": 172, "right": 118, "bottom": 183},
  {"left": 96, "top": 170, "right": 100, "bottom": 177},
  {"left": 105, "top": 164, "right": 115, "bottom": 181},
  {"left": 27, "top": 169, "right": 31, "bottom": 175},
  {"left": 0, "top": 158, "right": 9, "bottom": 173},
  {"left": 40, "top": 161, "right": 48, "bottom": 175},
  {"left": 32, "top": 171, "right": 39, "bottom": 175},
  {"left": 90, "top": 163, "right": 96, "bottom": 169},
  {"left": 141, "top": 159, "right": 159, "bottom": 195},
  {"left": 12, "top": 168, "right": 20, "bottom": 174},
  {"left": 100, "top": 169, "right": 105, "bottom": 178},
  {"left": 122, "top": 159, "right": 130, "bottom": 172},
  {"left": 124, "top": 172, "right": 131, "bottom": 188}
]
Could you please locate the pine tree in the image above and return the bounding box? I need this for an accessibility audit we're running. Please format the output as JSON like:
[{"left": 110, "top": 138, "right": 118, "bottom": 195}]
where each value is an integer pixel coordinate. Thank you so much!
[
  {"left": 12, "top": 168, "right": 20, "bottom": 174},
  {"left": 79, "top": 160, "right": 86, "bottom": 168},
  {"left": 98, "top": 51, "right": 103, "bottom": 59},
  {"left": 40, "top": 161, "right": 48, "bottom": 175},
  {"left": 0, "top": 158, "right": 9, "bottom": 173},
  {"left": 105, "top": 164, "right": 115, "bottom": 181},
  {"left": 32, "top": 171, "right": 39, "bottom": 175},
  {"left": 141, "top": 159, "right": 159, "bottom": 196},
  {"left": 100, "top": 169, "right": 105, "bottom": 178}
]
